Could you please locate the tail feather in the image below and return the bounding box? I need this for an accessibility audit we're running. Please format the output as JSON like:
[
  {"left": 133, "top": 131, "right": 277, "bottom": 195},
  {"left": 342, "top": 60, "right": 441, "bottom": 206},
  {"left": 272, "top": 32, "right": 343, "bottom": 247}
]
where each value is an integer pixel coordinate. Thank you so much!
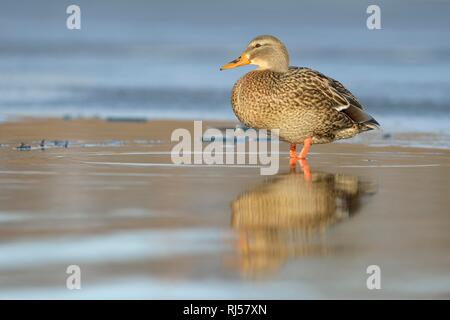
[
  {"left": 342, "top": 105, "right": 380, "bottom": 131},
  {"left": 362, "top": 117, "right": 380, "bottom": 130}
]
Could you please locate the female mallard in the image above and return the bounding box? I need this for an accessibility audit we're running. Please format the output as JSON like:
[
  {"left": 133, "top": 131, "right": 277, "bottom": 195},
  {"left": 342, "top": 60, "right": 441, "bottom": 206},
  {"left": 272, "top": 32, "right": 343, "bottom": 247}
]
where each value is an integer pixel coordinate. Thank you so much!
[{"left": 220, "top": 35, "right": 379, "bottom": 161}]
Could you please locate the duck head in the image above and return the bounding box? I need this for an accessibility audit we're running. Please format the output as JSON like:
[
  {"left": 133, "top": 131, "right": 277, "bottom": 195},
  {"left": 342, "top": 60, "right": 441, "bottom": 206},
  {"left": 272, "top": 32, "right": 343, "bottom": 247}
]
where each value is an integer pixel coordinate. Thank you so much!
[{"left": 220, "top": 35, "right": 289, "bottom": 73}]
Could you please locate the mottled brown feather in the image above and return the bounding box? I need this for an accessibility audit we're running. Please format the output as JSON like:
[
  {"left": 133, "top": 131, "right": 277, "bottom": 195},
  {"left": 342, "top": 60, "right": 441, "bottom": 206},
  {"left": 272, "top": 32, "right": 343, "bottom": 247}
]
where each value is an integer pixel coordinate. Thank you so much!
[{"left": 231, "top": 67, "right": 379, "bottom": 144}]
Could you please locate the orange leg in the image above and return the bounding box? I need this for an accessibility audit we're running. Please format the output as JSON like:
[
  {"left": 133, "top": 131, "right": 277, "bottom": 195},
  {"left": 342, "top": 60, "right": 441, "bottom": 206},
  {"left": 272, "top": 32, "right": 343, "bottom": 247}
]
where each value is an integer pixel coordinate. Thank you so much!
[
  {"left": 298, "top": 137, "right": 312, "bottom": 160},
  {"left": 289, "top": 144, "right": 297, "bottom": 168},
  {"left": 299, "top": 158, "right": 312, "bottom": 181},
  {"left": 289, "top": 144, "right": 297, "bottom": 158}
]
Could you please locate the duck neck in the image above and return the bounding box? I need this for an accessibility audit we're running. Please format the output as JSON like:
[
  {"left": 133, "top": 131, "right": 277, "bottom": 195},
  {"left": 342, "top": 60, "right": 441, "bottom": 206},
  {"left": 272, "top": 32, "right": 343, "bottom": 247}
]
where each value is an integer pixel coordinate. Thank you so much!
[
  {"left": 256, "top": 50, "right": 289, "bottom": 73},
  {"left": 259, "top": 62, "right": 289, "bottom": 73}
]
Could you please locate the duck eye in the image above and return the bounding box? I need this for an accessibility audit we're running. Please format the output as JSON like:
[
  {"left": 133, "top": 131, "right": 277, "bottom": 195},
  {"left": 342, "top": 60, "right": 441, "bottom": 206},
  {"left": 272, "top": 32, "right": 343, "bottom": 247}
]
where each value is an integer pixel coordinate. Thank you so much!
[{"left": 255, "top": 43, "right": 261, "bottom": 48}]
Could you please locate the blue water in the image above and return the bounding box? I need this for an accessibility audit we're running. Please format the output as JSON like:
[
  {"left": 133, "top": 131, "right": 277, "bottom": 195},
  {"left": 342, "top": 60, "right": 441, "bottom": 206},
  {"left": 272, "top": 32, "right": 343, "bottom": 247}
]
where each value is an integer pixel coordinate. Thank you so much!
[{"left": 1, "top": 0, "right": 450, "bottom": 133}]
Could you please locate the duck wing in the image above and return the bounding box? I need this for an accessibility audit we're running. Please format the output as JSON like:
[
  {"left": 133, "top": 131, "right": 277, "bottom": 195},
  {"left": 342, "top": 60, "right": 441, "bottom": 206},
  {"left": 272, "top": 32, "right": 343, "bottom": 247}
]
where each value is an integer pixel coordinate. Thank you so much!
[{"left": 291, "top": 67, "right": 380, "bottom": 129}]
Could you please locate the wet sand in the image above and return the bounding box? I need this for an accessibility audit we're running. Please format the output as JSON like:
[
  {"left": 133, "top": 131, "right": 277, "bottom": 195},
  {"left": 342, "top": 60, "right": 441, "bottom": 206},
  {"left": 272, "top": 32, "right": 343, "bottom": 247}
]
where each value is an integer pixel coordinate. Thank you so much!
[{"left": 0, "top": 118, "right": 449, "bottom": 299}]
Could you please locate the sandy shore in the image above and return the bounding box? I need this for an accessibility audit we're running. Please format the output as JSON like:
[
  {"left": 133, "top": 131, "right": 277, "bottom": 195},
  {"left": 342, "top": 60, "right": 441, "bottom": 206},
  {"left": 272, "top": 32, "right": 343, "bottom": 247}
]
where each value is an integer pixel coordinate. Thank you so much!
[{"left": 0, "top": 118, "right": 449, "bottom": 299}]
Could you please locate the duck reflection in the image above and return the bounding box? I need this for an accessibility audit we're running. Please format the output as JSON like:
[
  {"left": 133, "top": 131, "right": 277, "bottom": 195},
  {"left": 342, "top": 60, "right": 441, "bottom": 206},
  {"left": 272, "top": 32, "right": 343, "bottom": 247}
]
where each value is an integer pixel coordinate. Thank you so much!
[{"left": 231, "top": 160, "right": 376, "bottom": 278}]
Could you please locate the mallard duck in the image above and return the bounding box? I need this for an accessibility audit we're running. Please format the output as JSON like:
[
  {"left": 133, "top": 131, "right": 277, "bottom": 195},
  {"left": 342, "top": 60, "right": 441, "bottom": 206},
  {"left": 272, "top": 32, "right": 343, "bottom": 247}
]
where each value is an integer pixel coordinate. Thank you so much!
[{"left": 221, "top": 35, "right": 379, "bottom": 161}]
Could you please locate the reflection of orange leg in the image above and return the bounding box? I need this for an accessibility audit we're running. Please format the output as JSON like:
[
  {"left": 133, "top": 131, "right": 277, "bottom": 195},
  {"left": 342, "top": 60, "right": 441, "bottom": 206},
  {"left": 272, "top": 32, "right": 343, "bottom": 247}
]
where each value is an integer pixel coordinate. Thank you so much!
[
  {"left": 299, "top": 158, "right": 312, "bottom": 181},
  {"left": 289, "top": 162, "right": 296, "bottom": 172},
  {"left": 234, "top": 231, "right": 250, "bottom": 273},
  {"left": 289, "top": 144, "right": 297, "bottom": 169},
  {"left": 298, "top": 137, "right": 312, "bottom": 160},
  {"left": 237, "top": 231, "right": 249, "bottom": 254}
]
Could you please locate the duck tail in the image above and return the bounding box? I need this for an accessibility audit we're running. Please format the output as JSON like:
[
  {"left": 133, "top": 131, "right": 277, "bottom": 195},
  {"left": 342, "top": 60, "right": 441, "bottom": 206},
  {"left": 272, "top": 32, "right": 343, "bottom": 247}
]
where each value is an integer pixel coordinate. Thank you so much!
[
  {"left": 342, "top": 105, "right": 380, "bottom": 131},
  {"left": 360, "top": 117, "right": 380, "bottom": 131}
]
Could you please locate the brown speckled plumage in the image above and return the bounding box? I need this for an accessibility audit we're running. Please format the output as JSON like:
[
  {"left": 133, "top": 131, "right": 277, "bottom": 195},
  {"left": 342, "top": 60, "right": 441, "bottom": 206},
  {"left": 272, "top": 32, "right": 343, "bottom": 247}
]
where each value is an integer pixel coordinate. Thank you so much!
[{"left": 223, "top": 35, "right": 379, "bottom": 145}]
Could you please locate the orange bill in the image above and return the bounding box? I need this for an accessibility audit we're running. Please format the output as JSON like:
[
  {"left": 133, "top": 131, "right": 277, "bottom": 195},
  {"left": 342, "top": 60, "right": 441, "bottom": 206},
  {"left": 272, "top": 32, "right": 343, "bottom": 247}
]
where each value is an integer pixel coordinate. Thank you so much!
[{"left": 220, "top": 54, "right": 250, "bottom": 70}]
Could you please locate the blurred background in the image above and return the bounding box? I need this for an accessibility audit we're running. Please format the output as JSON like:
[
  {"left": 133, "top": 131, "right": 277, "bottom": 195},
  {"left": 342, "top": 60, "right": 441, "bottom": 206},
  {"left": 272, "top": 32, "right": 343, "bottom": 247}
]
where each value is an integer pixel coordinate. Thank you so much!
[{"left": 1, "top": 0, "right": 450, "bottom": 146}]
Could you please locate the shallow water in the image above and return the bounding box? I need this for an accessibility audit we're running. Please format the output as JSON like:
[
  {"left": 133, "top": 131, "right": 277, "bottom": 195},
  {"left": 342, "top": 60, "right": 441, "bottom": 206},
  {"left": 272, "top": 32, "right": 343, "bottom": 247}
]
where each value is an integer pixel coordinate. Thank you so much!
[{"left": 0, "top": 136, "right": 449, "bottom": 299}]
